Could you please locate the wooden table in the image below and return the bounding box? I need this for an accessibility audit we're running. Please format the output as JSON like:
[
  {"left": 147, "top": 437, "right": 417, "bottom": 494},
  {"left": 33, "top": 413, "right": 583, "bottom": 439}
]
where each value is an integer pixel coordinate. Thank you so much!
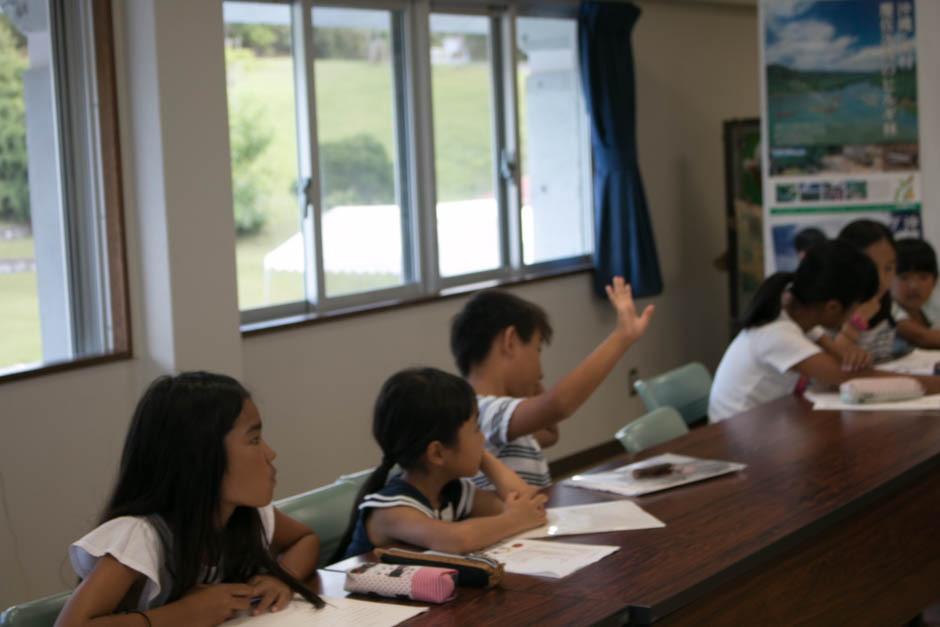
[{"left": 322, "top": 395, "right": 940, "bottom": 626}]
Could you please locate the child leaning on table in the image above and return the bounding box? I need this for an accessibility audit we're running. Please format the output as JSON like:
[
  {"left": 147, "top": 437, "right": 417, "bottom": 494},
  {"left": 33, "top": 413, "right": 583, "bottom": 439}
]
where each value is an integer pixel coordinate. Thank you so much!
[
  {"left": 892, "top": 238, "right": 940, "bottom": 349},
  {"left": 55, "top": 372, "right": 323, "bottom": 627},
  {"left": 449, "top": 276, "right": 654, "bottom": 489},
  {"left": 708, "top": 240, "right": 940, "bottom": 423},
  {"left": 331, "top": 367, "right": 547, "bottom": 561}
]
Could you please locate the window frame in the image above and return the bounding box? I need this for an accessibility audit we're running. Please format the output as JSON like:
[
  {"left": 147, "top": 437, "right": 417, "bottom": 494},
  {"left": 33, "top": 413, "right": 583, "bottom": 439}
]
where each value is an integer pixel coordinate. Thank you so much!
[
  {"left": 232, "top": 0, "right": 593, "bottom": 330},
  {"left": 0, "top": 0, "right": 132, "bottom": 384}
]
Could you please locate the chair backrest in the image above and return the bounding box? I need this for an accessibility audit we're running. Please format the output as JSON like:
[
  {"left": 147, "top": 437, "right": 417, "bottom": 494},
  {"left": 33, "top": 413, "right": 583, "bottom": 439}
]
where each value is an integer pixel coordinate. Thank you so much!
[
  {"left": 336, "top": 467, "right": 375, "bottom": 488},
  {"left": 275, "top": 480, "right": 360, "bottom": 567},
  {"left": 633, "top": 362, "right": 712, "bottom": 426},
  {"left": 615, "top": 406, "right": 690, "bottom": 454},
  {"left": 1, "top": 592, "right": 71, "bottom": 627}
]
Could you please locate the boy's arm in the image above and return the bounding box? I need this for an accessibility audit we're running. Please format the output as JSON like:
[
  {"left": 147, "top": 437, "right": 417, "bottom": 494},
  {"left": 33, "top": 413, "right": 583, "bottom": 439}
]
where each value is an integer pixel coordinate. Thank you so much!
[
  {"left": 896, "top": 319, "right": 940, "bottom": 349},
  {"left": 533, "top": 425, "right": 559, "bottom": 448},
  {"left": 506, "top": 278, "right": 654, "bottom": 441},
  {"left": 477, "top": 450, "right": 535, "bottom": 500}
]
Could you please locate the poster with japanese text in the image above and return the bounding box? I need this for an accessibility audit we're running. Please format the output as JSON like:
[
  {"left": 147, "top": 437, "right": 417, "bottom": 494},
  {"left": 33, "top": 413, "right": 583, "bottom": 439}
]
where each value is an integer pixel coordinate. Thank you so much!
[{"left": 759, "top": 0, "right": 920, "bottom": 272}]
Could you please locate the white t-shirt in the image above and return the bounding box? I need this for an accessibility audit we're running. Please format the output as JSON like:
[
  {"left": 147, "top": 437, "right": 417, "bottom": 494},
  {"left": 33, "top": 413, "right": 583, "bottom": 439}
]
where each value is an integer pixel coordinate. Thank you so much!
[
  {"left": 69, "top": 504, "right": 276, "bottom": 610},
  {"left": 708, "top": 311, "right": 822, "bottom": 423},
  {"left": 471, "top": 395, "right": 551, "bottom": 488}
]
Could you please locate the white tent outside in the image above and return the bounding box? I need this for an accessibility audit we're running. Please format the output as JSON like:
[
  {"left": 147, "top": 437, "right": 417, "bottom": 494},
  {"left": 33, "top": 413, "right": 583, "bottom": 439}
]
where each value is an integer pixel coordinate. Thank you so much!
[{"left": 262, "top": 198, "right": 532, "bottom": 295}]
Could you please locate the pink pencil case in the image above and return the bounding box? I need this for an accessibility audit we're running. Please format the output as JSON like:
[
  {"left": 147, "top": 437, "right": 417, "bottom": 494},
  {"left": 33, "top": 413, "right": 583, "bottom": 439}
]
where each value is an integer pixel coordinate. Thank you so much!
[{"left": 344, "top": 562, "right": 457, "bottom": 603}]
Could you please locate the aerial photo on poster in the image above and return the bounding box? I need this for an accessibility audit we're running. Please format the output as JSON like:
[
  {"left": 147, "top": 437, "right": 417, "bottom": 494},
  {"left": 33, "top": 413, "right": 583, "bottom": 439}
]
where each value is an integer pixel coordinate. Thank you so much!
[
  {"left": 760, "top": 0, "right": 921, "bottom": 273},
  {"left": 765, "top": 0, "right": 917, "bottom": 175}
]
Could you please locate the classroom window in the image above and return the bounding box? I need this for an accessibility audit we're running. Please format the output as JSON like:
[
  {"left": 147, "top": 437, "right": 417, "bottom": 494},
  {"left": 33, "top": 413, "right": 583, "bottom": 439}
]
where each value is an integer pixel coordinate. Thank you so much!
[
  {"left": 0, "top": 1, "right": 129, "bottom": 379},
  {"left": 516, "top": 16, "right": 593, "bottom": 265},
  {"left": 223, "top": 1, "right": 593, "bottom": 327},
  {"left": 429, "top": 13, "right": 500, "bottom": 278}
]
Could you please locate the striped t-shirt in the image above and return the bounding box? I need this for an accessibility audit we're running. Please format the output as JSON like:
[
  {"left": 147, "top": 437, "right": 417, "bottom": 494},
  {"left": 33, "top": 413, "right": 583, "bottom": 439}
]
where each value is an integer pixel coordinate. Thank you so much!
[
  {"left": 471, "top": 395, "right": 551, "bottom": 489},
  {"left": 344, "top": 476, "right": 476, "bottom": 558}
]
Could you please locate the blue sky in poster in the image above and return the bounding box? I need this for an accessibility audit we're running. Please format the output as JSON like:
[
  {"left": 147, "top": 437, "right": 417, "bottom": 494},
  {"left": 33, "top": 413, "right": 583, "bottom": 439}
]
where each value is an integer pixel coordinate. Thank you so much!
[{"left": 764, "top": 0, "right": 915, "bottom": 72}]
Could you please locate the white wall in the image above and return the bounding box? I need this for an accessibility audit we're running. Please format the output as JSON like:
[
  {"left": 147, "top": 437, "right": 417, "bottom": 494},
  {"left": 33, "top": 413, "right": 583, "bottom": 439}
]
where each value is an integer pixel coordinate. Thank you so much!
[{"left": 0, "top": 0, "right": 760, "bottom": 609}]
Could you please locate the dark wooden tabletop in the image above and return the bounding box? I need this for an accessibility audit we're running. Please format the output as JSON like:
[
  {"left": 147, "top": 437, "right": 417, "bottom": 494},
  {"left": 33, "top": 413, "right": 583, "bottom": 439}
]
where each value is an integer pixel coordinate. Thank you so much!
[{"left": 321, "top": 394, "right": 940, "bottom": 625}]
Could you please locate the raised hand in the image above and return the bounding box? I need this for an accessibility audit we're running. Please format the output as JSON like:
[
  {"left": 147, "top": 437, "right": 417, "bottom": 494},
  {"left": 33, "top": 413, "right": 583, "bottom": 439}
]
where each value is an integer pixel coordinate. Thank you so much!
[{"left": 605, "top": 277, "right": 654, "bottom": 344}]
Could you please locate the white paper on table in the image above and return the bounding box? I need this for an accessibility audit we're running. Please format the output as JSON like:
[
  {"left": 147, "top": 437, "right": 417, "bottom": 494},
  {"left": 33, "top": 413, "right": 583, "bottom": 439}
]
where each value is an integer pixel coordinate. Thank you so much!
[
  {"left": 512, "top": 499, "right": 663, "bottom": 540},
  {"left": 805, "top": 391, "right": 940, "bottom": 411},
  {"left": 226, "top": 595, "right": 428, "bottom": 627},
  {"left": 875, "top": 348, "right": 940, "bottom": 375},
  {"left": 561, "top": 453, "right": 746, "bottom": 497},
  {"left": 483, "top": 539, "right": 619, "bottom": 578}
]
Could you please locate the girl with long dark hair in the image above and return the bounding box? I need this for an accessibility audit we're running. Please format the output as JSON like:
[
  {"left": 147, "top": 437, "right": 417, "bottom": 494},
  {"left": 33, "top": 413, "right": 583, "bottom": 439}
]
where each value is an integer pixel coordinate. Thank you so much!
[
  {"left": 331, "top": 367, "right": 547, "bottom": 562},
  {"left": 55, "top": 372, "right": 323, "bottom": 626}
]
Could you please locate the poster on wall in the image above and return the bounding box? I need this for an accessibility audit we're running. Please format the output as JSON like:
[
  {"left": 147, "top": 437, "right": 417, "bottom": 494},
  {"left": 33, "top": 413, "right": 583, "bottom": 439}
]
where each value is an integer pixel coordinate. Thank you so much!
[{"left": 759, "top": 0, "right": 921, "bottom": 273}]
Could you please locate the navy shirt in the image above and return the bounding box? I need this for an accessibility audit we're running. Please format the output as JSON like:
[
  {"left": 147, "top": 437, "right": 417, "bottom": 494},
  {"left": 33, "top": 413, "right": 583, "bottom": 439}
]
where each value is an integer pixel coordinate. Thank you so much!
[{"left": 344, "top": 475, "right": 476, "bottom": 558}]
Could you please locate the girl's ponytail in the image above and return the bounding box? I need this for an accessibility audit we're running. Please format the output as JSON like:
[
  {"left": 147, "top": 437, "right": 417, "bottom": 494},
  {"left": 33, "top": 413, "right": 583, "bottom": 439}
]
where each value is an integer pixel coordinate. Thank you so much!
[
  {"left": 739, "top": 272, "right": 794, "bottom": 329},
  {"left": 330, "top": 458, "right": 395, "bottom": 563}
]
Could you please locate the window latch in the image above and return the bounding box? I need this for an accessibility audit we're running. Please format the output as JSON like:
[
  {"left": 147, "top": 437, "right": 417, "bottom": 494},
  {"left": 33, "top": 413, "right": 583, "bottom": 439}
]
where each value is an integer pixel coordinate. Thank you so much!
[
  {"left": 500, "top": 149, "right": 518, "bottom": 182},
  {"left": 299, "top": 177, "right": 315, "bottom": 218}
]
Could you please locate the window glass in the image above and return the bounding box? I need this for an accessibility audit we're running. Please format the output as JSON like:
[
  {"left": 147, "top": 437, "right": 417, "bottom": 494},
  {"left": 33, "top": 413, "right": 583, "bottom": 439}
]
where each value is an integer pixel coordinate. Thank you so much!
[
  {"left": 0, "top": 10, "right": 48, "bottom": 371},
  {"left": 429, "top": 14, "right": 499, "bottom": 278},
  {"left": 312, "top": 6, "right": 410, "bottom": 297},
  {"left": 223, "top": 2, "right": 305, "bottom": 310},
  {"left": 0, "top": 2, "right": 129, "bottom": 376},
  {"left": 516, "top": 16, "right": 593, "bottom": 265}
]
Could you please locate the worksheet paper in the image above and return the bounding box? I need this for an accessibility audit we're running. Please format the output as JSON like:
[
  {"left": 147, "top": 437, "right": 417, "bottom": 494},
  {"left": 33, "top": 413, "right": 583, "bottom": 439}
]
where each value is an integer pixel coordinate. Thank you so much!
[
  {"left": 226, "top": 595, "right": 427, "bottom": 627},
  {"left": 483, "top": 539, "right": 619, "bottom": 578},
  {"left": 513, "top": 499, "right": 664, "bottom": 539},
  {"left": 561, "top": 453, "right": 746, "bottom": 497},
  {"left": 875, "top": 348, "right": 940, "bottom": 376},
  {"left": 805, "top": 391, "right": 940, "bottom": 411}
]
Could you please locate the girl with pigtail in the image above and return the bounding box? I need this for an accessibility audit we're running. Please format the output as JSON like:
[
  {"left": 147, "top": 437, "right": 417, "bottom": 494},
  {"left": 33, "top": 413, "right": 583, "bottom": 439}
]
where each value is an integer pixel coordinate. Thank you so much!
[
  {"left": 708, "top": 240, "right": 940, "bottom": 423},
  {"left": 332, "top": 367, "right": 546, "bottom": 561}
]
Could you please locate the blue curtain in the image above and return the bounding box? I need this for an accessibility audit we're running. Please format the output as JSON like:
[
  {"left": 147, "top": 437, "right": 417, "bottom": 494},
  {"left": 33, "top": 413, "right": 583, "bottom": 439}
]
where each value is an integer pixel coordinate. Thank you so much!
[{"left": 578, "top": 2, "right": 662, "bottom": 298}]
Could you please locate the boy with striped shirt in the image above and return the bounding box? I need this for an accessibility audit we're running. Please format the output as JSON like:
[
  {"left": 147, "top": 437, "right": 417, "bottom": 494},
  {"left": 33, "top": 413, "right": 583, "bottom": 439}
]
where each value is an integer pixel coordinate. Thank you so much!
[{"left": 450, "top": 277, "right": 653, "bottom": 488}]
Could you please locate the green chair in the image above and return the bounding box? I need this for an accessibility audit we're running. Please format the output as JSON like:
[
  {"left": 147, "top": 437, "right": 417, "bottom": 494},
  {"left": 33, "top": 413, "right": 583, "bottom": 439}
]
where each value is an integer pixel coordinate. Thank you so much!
[
  {"left": 1, "top": 591, "right": 71, "bottom": 627},
  {"left": 615, "top": 406, "right": 689, "bottom": 454},
  {"left": 336, "top": 467, "right": 374, "bottom": 488},
  {"left": 275, "top": 480, "right": 360, "bottom": 567},
  {"left": 634, "top": 362, "right": 712, "bottom": 427}
]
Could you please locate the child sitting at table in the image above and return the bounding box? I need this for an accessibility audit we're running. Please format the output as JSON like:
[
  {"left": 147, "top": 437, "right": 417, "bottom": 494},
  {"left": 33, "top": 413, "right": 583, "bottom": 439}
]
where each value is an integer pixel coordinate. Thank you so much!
[
  {"left": 827, "top": 219, "right": 902, "bottom": 363},
  {"left": 55, "top": 372, "right": 323, "bottom": 627},
  {"left": 892, "top": 237, "right": 940, "bottom": 349},
  {"left": 708, "top": 240, "right": 940, "bottom": 422},
  {"left": 449, "top": 276, "right": 654, "bottom": 489},
  {"left": 332, "top": 367, "right": 547, "bottom": 561}
]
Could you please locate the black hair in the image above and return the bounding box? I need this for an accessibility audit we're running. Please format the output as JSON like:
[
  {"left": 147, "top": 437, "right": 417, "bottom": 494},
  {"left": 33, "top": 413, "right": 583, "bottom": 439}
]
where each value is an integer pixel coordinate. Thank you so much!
[
  {"left": 101, "top": 372, "right": 323, "bottom": 608},
  {"left": 837, "top": 218, "right": 896, "bottom": 326},
  {"left": 837, "top": 219, "right": 894, "bottom": 250},
  {"left": 740, "top": 240, "right": 878, "bottom": 329},
  {"left": 793, "top": 227, "right": 827, "bottom": 253},
  {"left": 450, "top": 290, "right": 553, "bottom": 377},
  {"left": 895, "top": 238, "right": 939, "bottom": 278},
  {"left": 331, "top": 367, "right": 477, "bottom": 562}
]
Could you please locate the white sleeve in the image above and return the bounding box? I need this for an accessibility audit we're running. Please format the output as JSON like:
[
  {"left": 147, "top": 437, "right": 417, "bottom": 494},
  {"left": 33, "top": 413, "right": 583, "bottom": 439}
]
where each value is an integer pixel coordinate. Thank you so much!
[
  {"left": 752, "top": 320, "right": 822, "bottom": 373},
  {"left": 806, "top": 325, "right": 826, "bottom": 341},
  {"left": 259, "top": 503, "right": 276, "bottom": 545},
  {"left": 476, "top": 396, "right": 525, "bottom": 448},
  {"left": 69, "top": 517, "right": 165, "bottom": 609}
]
